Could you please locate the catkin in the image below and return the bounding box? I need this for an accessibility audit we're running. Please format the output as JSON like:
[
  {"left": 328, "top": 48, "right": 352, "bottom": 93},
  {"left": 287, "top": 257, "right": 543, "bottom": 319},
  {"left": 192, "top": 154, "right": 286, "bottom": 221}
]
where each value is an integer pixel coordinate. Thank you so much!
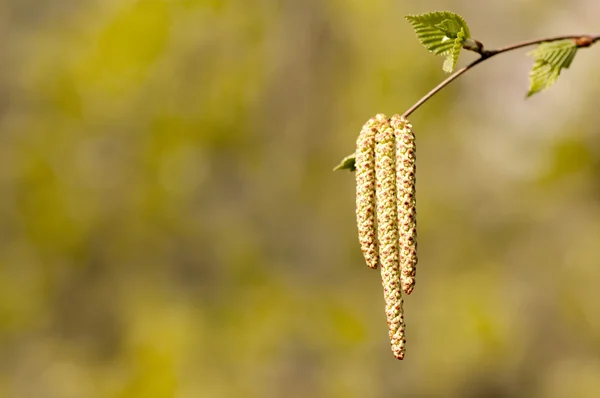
[
  {"left": 374, "top": 114, "right": 406, "bottom": 360},
  {"left": 352, "top": 113, "right": 416, "bottom": 359},
  {"left": 355, "top": 117, "right": 379, "bottom": 269},
  {"left": 391, "top": 115, "right": 418, "bottom": 295}
]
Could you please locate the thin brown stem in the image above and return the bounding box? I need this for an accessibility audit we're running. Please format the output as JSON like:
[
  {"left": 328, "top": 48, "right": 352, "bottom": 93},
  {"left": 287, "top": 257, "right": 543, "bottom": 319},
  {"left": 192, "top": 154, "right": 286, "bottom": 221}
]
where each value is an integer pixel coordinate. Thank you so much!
[{"left": 402, "top": 34, "right": 600, "bottom": 118}]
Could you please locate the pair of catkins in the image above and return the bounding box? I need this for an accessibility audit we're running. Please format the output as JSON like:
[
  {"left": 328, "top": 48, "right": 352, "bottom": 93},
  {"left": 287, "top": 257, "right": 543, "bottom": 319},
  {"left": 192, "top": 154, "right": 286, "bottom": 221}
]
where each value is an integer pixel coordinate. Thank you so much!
[{"left": 355, "top": 114, "right": 417, "bottom": 360}]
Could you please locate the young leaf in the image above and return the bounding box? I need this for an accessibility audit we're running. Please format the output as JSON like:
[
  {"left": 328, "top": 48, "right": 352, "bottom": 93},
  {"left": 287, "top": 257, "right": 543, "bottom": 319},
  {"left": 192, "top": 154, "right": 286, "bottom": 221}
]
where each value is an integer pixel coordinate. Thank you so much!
[
  {"left": 526, "top": 40, "right": 578, "bottom": 97},
  {"left": 333, "top": 153, "right": 356, "bottom": 171},
  {"left": 434, "top": 19, "right": 462, "bottom": 38},
  {"left": 527, "top": 62, "right": 559, "bottom": 97},
  {"left": 443, "top": 28, "right": 467, "bottom": 73},
  {"left": 405, "top": 11, "right": 471, "bottom": 73},
  {"left": 529, "top": 40, "right": 578, "bottom": 67}
]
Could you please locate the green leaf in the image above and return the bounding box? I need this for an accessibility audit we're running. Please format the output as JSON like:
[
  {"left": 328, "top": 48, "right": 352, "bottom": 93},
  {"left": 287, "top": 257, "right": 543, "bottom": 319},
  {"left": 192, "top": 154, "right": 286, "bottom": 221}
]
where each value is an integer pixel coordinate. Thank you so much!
[
  {"left": 442, "top": 28, "right": 467, "bottom": 73},
  {"left": 526, "top": 40, "right": 578, "bottom": 97},
  {"left": 529, "top": 40, "right": 578, "bottom": 68},
  {"left": 333, "top": 153, "right": 356, "bottom": 172},
  {"left": 405, "top": 12, "right": 471, "bottom": 52},
  {"left": 405, "top": 11, "right": 471, "bottom": 73},
  {"left": 527, "top": 62, "right": 559, "bottom": 97},
  {"left": 435, "top": 19, "right": 462, "bottom": 38}
]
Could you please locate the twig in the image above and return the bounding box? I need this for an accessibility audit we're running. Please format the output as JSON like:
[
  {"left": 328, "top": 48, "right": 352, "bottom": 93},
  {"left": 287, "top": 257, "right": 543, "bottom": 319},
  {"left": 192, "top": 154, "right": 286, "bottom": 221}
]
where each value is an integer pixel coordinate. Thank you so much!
[{"left": 402, "top": 34, "right": 600, "bottom": 118}]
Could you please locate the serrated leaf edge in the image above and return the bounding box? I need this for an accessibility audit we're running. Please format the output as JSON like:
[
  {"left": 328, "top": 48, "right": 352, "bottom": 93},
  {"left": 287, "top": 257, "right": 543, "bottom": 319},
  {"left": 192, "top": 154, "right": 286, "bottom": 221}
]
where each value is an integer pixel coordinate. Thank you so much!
[
  {"left": 405, "top": 11, "right": 471, "bottom": 38},
  {"left": 526, "top": 40, "right": 578, "bottom": 96}
]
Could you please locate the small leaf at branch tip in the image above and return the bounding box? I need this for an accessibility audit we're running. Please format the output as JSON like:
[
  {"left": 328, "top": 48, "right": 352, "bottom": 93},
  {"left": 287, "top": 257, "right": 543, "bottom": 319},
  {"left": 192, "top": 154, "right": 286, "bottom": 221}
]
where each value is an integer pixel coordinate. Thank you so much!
[
  {"left": 405, "top": 11, "right": 471, "bottom": 39},
  {"left": 435, "top": 19, "right": 462, "bottom": 38},
  {"left": 333, "top": 153, "right": 356, "bottom": 172},
  {"left": 526, "top": 40, "right": 578, "bottom": 96},
  {"left": 405, "top": 11, "right": 470, "bottom": 72},
  {"left": 443, "top": 28, "right": 466, "bottom": 73}
]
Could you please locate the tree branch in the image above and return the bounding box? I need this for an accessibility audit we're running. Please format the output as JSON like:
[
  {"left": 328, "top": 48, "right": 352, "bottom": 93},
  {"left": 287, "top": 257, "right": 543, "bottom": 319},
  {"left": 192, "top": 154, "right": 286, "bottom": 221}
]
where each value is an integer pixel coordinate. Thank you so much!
[
  {"left": 333, "top": 33, "right": 600, "bottom": 172},
  {"left": 402, "top": 34, "right": 600, "bottom": 118}
]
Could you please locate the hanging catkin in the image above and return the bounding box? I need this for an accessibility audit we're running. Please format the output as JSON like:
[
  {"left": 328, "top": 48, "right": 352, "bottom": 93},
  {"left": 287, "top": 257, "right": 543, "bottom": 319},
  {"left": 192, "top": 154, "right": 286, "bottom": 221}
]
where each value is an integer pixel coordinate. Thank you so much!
[
  {"left": 355, "top": 117, "right": 379, "bottom": 269},
  {"left": 391, "top": 115, "right": 418, "bottom": 295},
  {"left": 374, "top": 114, "right": 406, "bottom": 360}
]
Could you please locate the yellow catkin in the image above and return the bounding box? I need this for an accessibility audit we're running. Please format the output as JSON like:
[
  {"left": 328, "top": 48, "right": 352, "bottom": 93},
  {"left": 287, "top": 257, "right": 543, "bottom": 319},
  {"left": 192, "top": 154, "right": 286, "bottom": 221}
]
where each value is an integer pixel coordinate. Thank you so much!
[
  {"left": 391, "top": 115, "right": 418, "bottom": 295},
  {"left": 355, "top": 117, "right": 379, "bottom": 269},
  {"left": 374, "top": 114, "right": 406, "bottom": 360}
]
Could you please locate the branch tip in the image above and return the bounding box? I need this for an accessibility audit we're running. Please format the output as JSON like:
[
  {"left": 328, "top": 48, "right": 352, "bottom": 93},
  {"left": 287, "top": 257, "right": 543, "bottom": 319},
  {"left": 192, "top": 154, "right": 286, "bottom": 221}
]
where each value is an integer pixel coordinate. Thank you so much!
[
  {"left": 575, "top": 36, "right": 595, "bottom": 48},
  {"left": 404, "top": 33, "right": 600, "bottom": 117}
]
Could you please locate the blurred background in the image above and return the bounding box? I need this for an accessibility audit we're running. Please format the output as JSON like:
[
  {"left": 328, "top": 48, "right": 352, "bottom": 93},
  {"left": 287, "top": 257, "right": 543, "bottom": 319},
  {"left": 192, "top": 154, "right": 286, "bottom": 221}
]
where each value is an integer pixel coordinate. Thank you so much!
[{"left": 1, "top": 0, "right": 600, "bottom": 397}]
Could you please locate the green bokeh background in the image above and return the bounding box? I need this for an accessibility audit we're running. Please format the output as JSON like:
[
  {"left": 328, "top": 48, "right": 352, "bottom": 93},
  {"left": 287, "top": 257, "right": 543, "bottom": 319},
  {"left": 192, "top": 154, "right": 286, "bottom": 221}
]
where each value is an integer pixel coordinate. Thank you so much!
[{"left": 1, "top": 1, "right": 600, "bottom": 397}]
